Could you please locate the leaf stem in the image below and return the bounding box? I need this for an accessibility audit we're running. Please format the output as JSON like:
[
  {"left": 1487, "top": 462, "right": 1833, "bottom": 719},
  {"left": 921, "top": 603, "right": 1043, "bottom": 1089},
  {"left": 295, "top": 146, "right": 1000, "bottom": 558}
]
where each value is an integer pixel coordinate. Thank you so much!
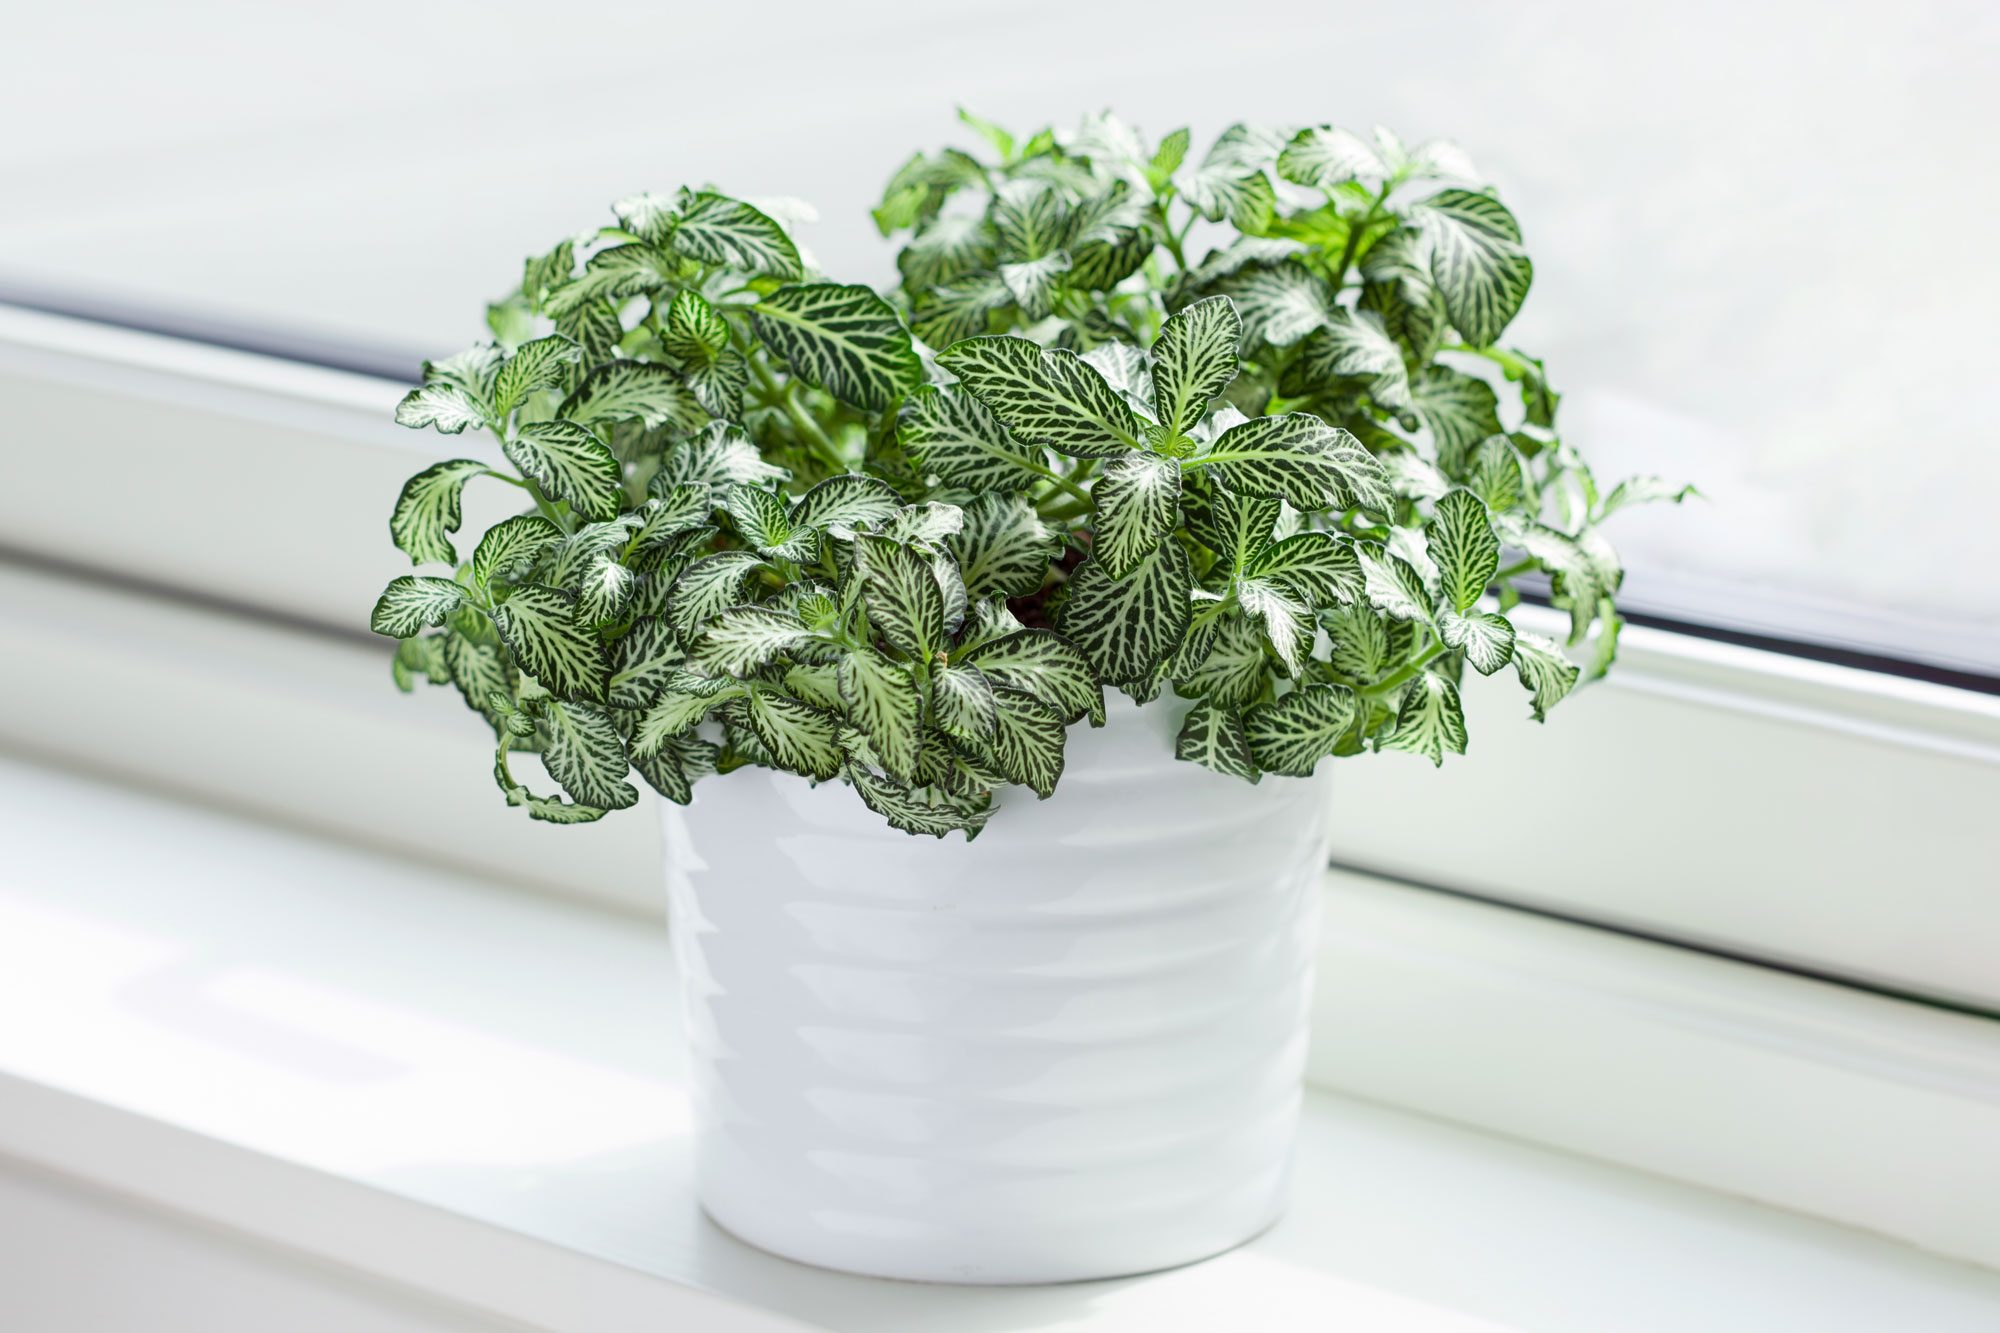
[{"left": 1362, "top": 642, "right": 1444, "bottom": 696}]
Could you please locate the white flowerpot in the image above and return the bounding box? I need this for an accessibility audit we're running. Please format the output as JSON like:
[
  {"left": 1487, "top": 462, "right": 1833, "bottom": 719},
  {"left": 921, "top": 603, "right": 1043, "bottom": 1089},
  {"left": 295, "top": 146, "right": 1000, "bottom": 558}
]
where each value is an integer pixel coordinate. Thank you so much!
[{"left": 660, "top": 696, "right": 1333, "bottom": 1284}]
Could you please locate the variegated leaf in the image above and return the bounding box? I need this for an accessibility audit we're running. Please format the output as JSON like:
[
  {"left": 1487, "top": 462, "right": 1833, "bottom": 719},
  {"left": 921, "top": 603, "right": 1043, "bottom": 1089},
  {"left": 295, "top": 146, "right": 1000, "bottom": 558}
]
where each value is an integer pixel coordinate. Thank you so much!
[
  {"left": 541, "top": 699, "right": 638, "bottom": 809},
  {"left": 1512, "top": 632, "right": 1580, "bottom": 721},
  {"left": 1172, "top": 613, "right": 1270, "bottom": 707},
  {"left": 1440, "top": 609, "right": 1516, "bottom": 675},
  {"left": 1358, "top": 545, "right": 1434, "bottom": 622},
  {"left": 608, "top": 618, "right": 685, "bottom": 710},
  {"left": 395, "top": 383, "right": 489, "bottom": 435},
  {"left": 503, "top": 420, "right": 624, "bottom": 521},
  {"left": 788, "top": 473, "right": 904, "bottom": 535},
  {"left": 998, "top": 251, "right": 1071, "bottom": 321},
  {"left": 1151, "top": 296, "right": 1241, "bottom": 439},
  {"left": 1467, "top": 435, "right": 1529, "bottom": 511},
  {"left": 933, "top": 663, "right": 999, "bottom": 741},
  {"left": 631, "top": 674, "right": 742, "bottom": 755},
  {"left": 1275, "top": 126, "right": 1387, "bottom": 187},
  {"left": 752, "top": 283, "right": 922, "bottom": 412},
  {"left": 1210, "top": 261, "right": 1332, "bottom": 347},
  {"left": 472, "top": 514, "right": 562, "bottom": 588},
  {"left": 1092, "top": 451, "right": 1181, "bottom": 578},
  {"left": 1197, "top": 414, "right": 1389, "bottom": 512},
  {"left": 664, "top": 551, "right": 767, "bottom": 643},
  {"left": 949, "top": 493, "right": 1059, "bottom": 600},
  {"left": 838, "top": 649, "right": 922, "bottom": 782},
  {"left": 911, "top": 274, "right": 1012, "bottom": 349},
  {"left": 1053, "top": 544, "right": 1192, "bottom": 688},
  {"left": 666, "top": 191, "right": 804, "bottom": 279},
  {"left": 1184, "top": 481, "right": 1280, "bottom": 572},
  {"left": 846, "top": 764, "right": 991, "bottom": 839},
  {"left": 492, "top": 584, "right": 609, "bottom": 702},
  {"left": 1411, "top": 366, "right": 1503, "bottom": 472},
  {"left": 1414, "top": 189, "right": 1533, "bottom": 347},
  {"left": 492, "top": 336, "right": 583, "bottom": 417},
  {"left": 956, "top": 629, "right": 1102, "bottom": 725},
  {"left": 897, "top": 214, "right": 996, "bottom": 291},
  {"left": 371, "top": 577, "right": 463, "bottom": 638},
  {"left": 632, "top": 731, "right": 718, "bottom": 805},
  {"left": 390, "top": 459, "right": 489, "bottom": 565},
  {"left": 745, "top": 691, "right": 843, "bottom": 780},
  {"left": 1246, "top": 531, "right": 1363, "bottom": 606},
  {"left": 654, "top": 420, "right": 789, "bottom": 497},
  {"left": 1237, "top": 577, "right": 1313, "bottom": 675},
  {"left": 1245, "top": 684, "right": 1359, "bottom": 777},
  {"left": 978, "top": 687, "right": 1065, "bottom": 798},
  {"left": 852, "top": 534, "right": 944, "bottom": 660},
  {"left": 1292, "top": 309, "right": 1410, "bottom": 411},
  {"left": 689, "top": 605, "right": 817, "bottom": 677},
  {"left": 560, "top": 361, "right": 707, "bottom": 433},
  {"left": 936, "top": 336, "right": 1145, "bottom": 458},
  {"left": 724, "top": 485, "right": 817, "bottom": 562},
  {"left": 1175, "top": 699, "right": 1260, "bottom": 782},
  {"left": 899, "top": 384, "right": 1043, "bottom": 492},
  {"left": 1326, "top": 604, "right": 1391, "bottom": 681},
  {"left": 1430, "top": 489, "right": 1501, "bottom": 612},
  {"left": 1380, "top": 672, "right": 1468, "bottom": 765},
  {"left": 574, "top": 555, "right": 636, "bottom": 625}
]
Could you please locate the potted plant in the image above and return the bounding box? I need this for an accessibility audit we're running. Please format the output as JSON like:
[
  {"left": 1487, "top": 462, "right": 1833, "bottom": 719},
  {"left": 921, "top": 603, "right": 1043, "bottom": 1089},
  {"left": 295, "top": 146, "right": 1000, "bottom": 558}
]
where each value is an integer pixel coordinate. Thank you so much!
[{"left": 374, "top": 111, "right": 1689, "bottom": 1283}]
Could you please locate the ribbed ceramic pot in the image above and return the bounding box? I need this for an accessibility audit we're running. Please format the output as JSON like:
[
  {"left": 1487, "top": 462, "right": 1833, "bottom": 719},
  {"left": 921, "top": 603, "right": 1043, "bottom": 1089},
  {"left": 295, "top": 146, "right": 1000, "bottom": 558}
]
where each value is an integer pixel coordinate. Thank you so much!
[{"left": 660, "top": 696, "right": 1333, "bottom": 1284}]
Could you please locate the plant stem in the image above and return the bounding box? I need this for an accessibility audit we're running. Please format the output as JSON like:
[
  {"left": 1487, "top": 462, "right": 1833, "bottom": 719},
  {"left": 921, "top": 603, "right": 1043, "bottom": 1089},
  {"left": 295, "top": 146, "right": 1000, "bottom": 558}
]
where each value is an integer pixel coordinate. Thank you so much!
[
  {"left": 1493, "top": 557, "right": 1536, "bottom": 582},
  {"left": 1362, "top": 642, "right": 1445, "bottom": 696}
]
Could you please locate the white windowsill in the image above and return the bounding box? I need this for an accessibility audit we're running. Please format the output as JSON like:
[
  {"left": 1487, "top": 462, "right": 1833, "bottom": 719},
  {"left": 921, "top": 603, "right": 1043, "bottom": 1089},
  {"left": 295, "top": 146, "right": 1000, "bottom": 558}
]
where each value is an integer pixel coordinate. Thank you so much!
[{"left": 3, "top": 754, "right": 1996, "bottom": 1332}]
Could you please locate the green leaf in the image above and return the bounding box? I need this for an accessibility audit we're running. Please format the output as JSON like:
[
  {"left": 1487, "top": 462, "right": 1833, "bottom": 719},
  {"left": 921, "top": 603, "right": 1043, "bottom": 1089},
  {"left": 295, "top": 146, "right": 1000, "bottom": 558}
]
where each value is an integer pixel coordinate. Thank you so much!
[
  {"left": 1410, "top": 366, "right": 1503, "bottom": 472},
  {"left": 1173, "top": 614, "right": 1269, "bottom": 707},
  {"left": 1245, "top": 684, "right": 1359, "bottom": 777},
  {"left": 958, "top": 105, "right": 1014, "bottom": 159},
  {"left": 395, "top": 383, "right": 489, "bottom": 435},
  {"left": 1197, "top": 414, "right": 1389, "bottom": 511},
  {"left": 1175, "top": 699, "right": 1260, "bottom": 782},
  {"left": 1414, "top": 189, "right": 1533, "bottom": 347},
  {"left": 607, "top": 618, "right": 685, "bottom": 709},
  {"left": 876, "top": 500, "right": 965, "bottom": 547},
  {"left": 897, "top": 214, "right": 996, "bottom": 290},
  {"left": 899, "top": 384, "right": 1042, "bottom": 492},
  {"left": 611, "top": 192, "right": 678, "bottom": 243},
  {"left": 911, "top": 274, "right": 1013, "bottom": 348},
  {"left": 522, "top": 240, "right": 576, "bottom": 311},
  {"left": 1358, "top": 226, "right": 1448, "bottom": 362},
  {"left": 1151, "top": 296, "right": 1241, "bottom": 439},
  {"left": 851, "top": 534, "right": 945, "bottom": 660},
  {"left": 492, "top": 336, "right": 583, "bottom": 417},
  {"left": 752, "top": 283, "right": 922, "bottom": 412},
  {"left": 655, "top": 420, "right": 789, "bottom": 497},
  {"left": 1275, "top": 125, "right": 1386, "bottom": 187},
  {"left": 1430, "top": 490, "right": 1502, "bottom": 612},
  {"left": 1598, "top": 476, "right": 1700, "bottom": 521},
  {"left": 838, "top": 649, "right": 922, "bottom": 782},
  {"left": 1210, "top": 261, "right": 1332, "bottom": 347},
  {"left": 745, "top": 691, "right": 843, "bottom": 780},
  {"left": 689, "top": 605, "right": 817, "bottom": 677},
  {"left": 665, "top": 551, "right": 766, "bottom": 643},
  {"left": 991, "top": 180, "right": 1068, "bottom": 261},
  {"left": 1092, "top": 452, "right": 1181, "bottom": 578},
  {"left": 1467, "top": 435, "right": 1529, "bottom": 511},
  {"left": 1292, "top": 309, "right": 1410, "bottom": 411},
  {"left": 788, "top": 473, "right": 904, "bottom": 535},
  {"left": 494, "top": 756, "right": 607, "bottom": 825},
  {"left": 957, "top": 629, "right": 1102, "bottom": 725},
  {"left": 998, "top": 252, "right": 1071, "bottom": 320},
  {"left": 724, "top": 485, "right": 817, "bottom": 562},
  {"left": 949, "top": 493, "right": 1059, "bottom": 600},
  {"left": 371, "top": 577, "right": 463, "bottom": 638},
  {"left": 846, "top": 765, "right": 991, "bottom": 839},
  {"left": 1380, "top": 672, "right": 1468, "bottom": 765},
  {"left": 1053, "top": 544, "right": 1192, "bottom": 689},
  {"left": 1509, "top": 632, "right": 1580, "bottom": 722},
  {"left": 390, "top": 459, "right": 488, "bottom": 565},
  {"left": 1185, "top": 482, "right": 1281, "bottom": 572},
  {"left": 544, "top": 244, "right": 680, "bottom": 316},
  {"left": 1440, "top": 609, "right": 1516, "bottom": 675},
  {"left": 443, "top": 632, "right": 511, "bottom": 722},
  {"left": 1358, "top": 546, "right": 1433, "bottom": 622},
  {"left": 933, "top": 663, "right": 999, "bottom": 741},
  {"left": 631, "top": 674, "right": 741, "bottom": 754},
  {"left": 1326, "top": 605, "right": 1390, "bottom": 681},
  {"left": 1246, "top": 531, "right": 1363, "bottom": 605},
  {"left": 665, "top": 191, "right": 803, "bottom": 279},
  {"left": 662, "top": 289, "right": 730, "bottom": 366},
  {"left": 631, "top": 487, "right": 712, "bottom": 547},
  {"left": 1181, "top": 124, "right": 1286, "bottom": 229},
  {"left": 574, "top": 555, "right": 636, "bottom": 625},
  {"left": 935, "top": 336, "right": 1145, "bottom": 458},
  {"left": 503, "top": 420, "right": 624, "bottom": 520},
  {"left": 1237, "top": 577, "right": 1313, "bottom": 675},
  {"left": 491, "top": 584, "right": 609, "bottom": 702},
  {"left": 632, "top": 732, "right": 718, "bottom": 805},
  {"left": 979, "top": 687, "right": 1065, "bottom": 798},
  {"left": 472, "top": 514, "right": 562, "bottom": 587},
  {"left": 540, "top": 700, "right": 639, "bottom": 810},
  {"left": 560, "top": 361, "right": 707, "bottom": 433}
]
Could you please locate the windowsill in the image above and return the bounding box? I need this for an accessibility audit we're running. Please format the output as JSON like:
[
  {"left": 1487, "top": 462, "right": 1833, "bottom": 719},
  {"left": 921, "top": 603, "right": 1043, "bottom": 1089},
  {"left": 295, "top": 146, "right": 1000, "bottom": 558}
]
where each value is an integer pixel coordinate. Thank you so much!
[{"left": 3, "top": 754, "right": 1996, "bottom": 1331}]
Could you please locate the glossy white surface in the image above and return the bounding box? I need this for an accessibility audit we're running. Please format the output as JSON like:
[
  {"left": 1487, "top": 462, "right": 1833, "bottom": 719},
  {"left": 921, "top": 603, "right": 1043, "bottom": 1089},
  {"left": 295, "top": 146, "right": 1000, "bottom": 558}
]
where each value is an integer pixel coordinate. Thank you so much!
[
  {"left": 4, "top": 753, "right": 2000, "bottom": 1330},
  {"left": 662, "top": 698, "right": 1334, "bottom": 1282}
]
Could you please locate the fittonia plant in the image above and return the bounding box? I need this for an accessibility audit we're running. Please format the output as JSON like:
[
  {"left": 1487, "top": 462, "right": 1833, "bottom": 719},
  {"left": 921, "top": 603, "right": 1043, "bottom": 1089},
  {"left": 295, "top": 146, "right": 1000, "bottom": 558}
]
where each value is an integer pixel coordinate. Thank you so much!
[{"left": 374, "top": 112, "right": 1692, "bottom": 836}]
